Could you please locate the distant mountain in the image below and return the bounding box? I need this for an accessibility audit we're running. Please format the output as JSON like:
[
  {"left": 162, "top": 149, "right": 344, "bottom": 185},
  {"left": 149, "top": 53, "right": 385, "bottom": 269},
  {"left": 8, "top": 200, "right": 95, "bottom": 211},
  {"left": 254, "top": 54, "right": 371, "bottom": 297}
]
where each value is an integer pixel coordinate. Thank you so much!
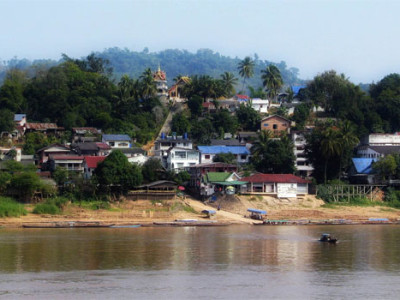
[{"left": 0, "top": 47, "right": 304, "bottom": 89}]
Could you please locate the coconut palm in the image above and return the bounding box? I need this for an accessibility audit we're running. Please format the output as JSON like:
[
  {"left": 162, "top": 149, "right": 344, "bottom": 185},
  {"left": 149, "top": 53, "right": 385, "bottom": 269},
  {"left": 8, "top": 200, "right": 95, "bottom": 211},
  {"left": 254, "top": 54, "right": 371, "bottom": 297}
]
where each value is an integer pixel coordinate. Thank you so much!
[
  {"left": 220, "top": 72, "right": 238, "bottom": 97},
  {"left": 320, "top": 127, "right": 342, "bottom": 183},
  {"left": 251, "top": 130, "right": 273, "bottom": 158},
  {"left": 139, "top": 68, "right": 156, "bottom": 100},
  {"left": 337, "top": 121, "right": 359, "bottom": 180},
  {"left": 261, "top": 65, "right": 283, "bottom": 101},
  {"left": 237, "top": 56, "right": 255, "bottom": 93}
]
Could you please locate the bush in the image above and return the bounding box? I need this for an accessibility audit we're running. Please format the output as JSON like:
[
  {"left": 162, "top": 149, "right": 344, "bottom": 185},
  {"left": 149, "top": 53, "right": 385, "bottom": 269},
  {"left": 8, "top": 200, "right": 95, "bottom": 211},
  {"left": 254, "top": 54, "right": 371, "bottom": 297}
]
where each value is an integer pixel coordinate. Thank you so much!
[
  {"left": 77, "top": 201, "right": 111, "bottom": 210},
  {"left": 33, "top": 202, "right": 61, "bottom": 215},
  {"left": 0, "top": 197, "right": 27, "bottom": 217}
]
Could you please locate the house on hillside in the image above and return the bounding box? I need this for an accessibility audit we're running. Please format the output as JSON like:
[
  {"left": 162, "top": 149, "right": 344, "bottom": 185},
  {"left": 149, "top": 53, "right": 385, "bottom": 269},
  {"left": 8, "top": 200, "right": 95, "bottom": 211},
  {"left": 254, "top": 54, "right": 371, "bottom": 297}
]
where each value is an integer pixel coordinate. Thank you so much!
[
  {"left": 188, "top": 162, "right": 238, "bottom": 188},
  {"left": 14, "top": 114, "right": 27, "bottom": 127},
  {"left": 251, "top": 98, "right": 269, "bottom": 113},
  {"left": 200, "top": 172, "right": 245, "bottom": 196},
  {"left": 72, "top": 127, "right": 101, "bottom": 142},
  {"left": 240, "top": 173, "right": 310, "bottom": 198},
  {"left": 357, "top": 145, "right": 400, "bottom": 159},
  {"left": 36, "top": 144, "right": 71, "bottom": 165},
  {"left": 154, "top": 134, "right": 193, "bottom": 157},
  {"left": 260, "top": 115, "right": 291, "bottom": 134},
  {"left": 168, "top": 76, "right": 191, "bottom": 101},
  {"left": 83, "top": 156, "right": 106, "bottom": 179},
  {"left": 118, "top": 147, "right": 148, "bottom": 165},
  {"left": 48, "top": 155, "right": 84, "bottom": 172},
  {"left": 165, "top": 147, "right": 200, "bottom": 172},
  {"left": 102, "top": 134, "right": 131, "bottom": 148},
  {"left": 71, "top": 142, "right": 111, "bottom": 156},
  {"left": 25, "top": 123, "right": 64, "bottom": 136},
  {"left": 291, "top": 131, "right": 313, "bottom": 177},
  {"left": 197, "top": 145, "right": 250, "bottom": 164}
]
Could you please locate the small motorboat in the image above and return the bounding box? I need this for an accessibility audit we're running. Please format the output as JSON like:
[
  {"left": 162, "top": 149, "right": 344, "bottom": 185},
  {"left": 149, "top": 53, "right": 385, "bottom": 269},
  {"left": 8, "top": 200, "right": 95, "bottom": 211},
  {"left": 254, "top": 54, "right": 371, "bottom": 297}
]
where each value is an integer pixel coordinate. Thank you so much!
[{"left": 319, "top": 233, "right": 338, "bottom": 244}]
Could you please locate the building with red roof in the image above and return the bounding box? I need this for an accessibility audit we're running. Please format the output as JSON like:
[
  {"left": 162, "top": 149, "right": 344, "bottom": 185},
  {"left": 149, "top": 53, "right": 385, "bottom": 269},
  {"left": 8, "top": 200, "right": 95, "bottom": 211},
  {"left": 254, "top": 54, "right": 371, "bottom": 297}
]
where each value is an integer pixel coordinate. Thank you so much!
[
  {"left": 240, "top": 173, "right": 311, "bottom": 198},
  {"left": 83, "top": 156, "right": 107, "bottom": 179}
]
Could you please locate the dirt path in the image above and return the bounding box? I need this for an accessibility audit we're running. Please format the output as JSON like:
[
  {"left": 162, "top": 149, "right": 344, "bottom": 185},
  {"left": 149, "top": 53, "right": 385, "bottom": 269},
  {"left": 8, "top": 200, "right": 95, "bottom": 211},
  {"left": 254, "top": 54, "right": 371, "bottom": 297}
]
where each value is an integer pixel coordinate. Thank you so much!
[{"left": 184, "top": 198, "right": 260, "bottom": 224}]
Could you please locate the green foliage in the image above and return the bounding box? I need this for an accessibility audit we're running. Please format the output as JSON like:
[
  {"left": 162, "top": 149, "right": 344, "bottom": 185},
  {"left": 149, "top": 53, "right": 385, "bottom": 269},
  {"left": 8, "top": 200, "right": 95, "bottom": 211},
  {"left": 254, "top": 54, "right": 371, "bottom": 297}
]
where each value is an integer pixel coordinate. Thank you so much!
[
  {"left": 187, "top": 95, "right": 204, "bottom": 118},
  {"left": 292, "top": 103, "right": 311, "bottom": 130},
  {"left": 93, "top": 150, "right": 143, "bottom": 193},
  {"left": 8, "top": 172, "right": 42, "bottom": 202},
  {"left": 251, "top": 131, "right": 295, "bottom": 173},
  {"left": 0, "top": 197, "right": 27, "bottom": 217},
  {"left": 76, "top": 200, "right": 111, "bottom": 210},
  {"left": 23, "top": 132, "right": 54, "bottom": 155},
  {"left": 171, "top": 112, "right": 191, "bottom": 134},
  {"left": 0, "top": 109, "right": 14, "bottom": 133},
  {"left": 33, "top": 197, "right": 69, "bottom": 215},
  {"left": 236, "top": 103, "right": 261, "bottom": 131},
  {"left": 0, "top": 172, "right": 12, "bottom": 193},
  {"left": 190, "top": 118, "right": 214, "bottom": 144},
  {"left": 142, "top": 158, "right": 163, "bottom": 183},
  {"left": 261, "top": 64, "right": 283, "bottom": 99},
  {"left": 372, "top": 155, "right": 397, "bottom": 180},
  {"left": 173, "top": 171, "right": 191, "bottom": 185},
  {"left": 212, "top": 109, "right": 238, "bottom": 136},
  {"left": 52, "top": 166, "right": 68, "bottom": 186},
  {"left": 213, "top": 153, "right": 236, "bottom": 164}
]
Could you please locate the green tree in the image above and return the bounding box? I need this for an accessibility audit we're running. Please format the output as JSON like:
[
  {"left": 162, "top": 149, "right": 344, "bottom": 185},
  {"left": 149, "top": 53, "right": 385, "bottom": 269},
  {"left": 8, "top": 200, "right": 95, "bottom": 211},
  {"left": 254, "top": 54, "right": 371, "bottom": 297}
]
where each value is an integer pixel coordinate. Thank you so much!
[
  {"left": 190, "top": 118, "right": 214, "bottom": 144},
  {"left": 261, "top": 65, "right": 283, "bottom": 100},
  {"left": 52, "top": 166, "right": 68, "bottom": 186},
  {"left": 238, "top": 56, "right": 255, "bottom": 93},
  {"left": 251, "top": 132, "right": 295, "bottom": 173},
  {"left": 236, "top": 103, "right": 261, "bottom": 131},
  {"left": 248, "top": 86, "right": 267, "bottom": 99},
  {"left": 213, "top": 153, "right": 236, "bottom": 164},
  {"left": 220, "top": 72, "right": 238, "bottom": 97},
  {"left": 139, "top": 68, "right": 156, "bottom": 100},
  {"left": 8, "top": 172, "right": 42, "bottom": 202},
  {"left": 93, "top": 150, "right": 143, "bottom": 193},
  {"left": 171, "top": 113, "right": 191, "bottom": 134},
  {"left": 142, "top": 158, "right": 164, "bottom": 183},
  {"left": 373, "top": 155, "right": 397, "bottom": 181},
  {"left": 0, "top": 109, "right": 14, "bottom": 133},
  {"left": 187, "top": 95, "right": 203, "bottom": 118}
]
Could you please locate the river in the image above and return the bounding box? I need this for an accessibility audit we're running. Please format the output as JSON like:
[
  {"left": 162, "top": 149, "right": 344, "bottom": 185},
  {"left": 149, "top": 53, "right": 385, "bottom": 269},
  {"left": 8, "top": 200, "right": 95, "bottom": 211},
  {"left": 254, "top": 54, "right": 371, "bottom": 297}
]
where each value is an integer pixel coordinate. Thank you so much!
[{"left": 0, "top": 225, "right": 400, "bottom": 299}]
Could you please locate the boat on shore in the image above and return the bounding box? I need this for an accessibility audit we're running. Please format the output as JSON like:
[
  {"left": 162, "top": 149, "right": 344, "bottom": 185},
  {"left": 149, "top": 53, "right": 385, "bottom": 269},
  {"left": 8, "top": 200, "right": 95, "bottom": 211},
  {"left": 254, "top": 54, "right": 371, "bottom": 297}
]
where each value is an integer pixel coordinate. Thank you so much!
[
  {"left": 22, "top": 221, "right": 114, "bottom": 228},
  {"left": 153, "top": 221, "right": 229, "bottom": 227}
]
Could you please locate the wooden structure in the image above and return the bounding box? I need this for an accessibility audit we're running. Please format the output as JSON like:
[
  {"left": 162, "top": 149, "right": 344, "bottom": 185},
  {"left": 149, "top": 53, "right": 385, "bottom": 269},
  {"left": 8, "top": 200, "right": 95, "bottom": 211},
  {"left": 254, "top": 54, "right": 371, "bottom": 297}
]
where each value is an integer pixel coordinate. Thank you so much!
[
  {"left": 316, "top": 184, "right": 386, "bottom": 202},
  {"left": 128, "top": 180, "right": 177, "bottom": 201}
]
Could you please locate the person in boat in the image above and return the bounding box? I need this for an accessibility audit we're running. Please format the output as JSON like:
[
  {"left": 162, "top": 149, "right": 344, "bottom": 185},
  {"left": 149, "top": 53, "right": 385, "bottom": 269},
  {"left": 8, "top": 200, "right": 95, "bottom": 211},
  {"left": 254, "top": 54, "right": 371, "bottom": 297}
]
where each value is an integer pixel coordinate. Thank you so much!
[{"left": 319, "top": 233, "right": 337, "bottom": 242}]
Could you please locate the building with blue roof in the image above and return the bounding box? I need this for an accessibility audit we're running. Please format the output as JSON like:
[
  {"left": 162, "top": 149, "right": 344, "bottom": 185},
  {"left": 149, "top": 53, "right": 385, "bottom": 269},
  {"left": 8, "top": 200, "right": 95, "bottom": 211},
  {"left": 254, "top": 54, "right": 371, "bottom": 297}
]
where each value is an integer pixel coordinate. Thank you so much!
[
  {"left": 349, "top": 158, "right": 378, "bottom": 184},
  {"left": 102, "top": 134, "right": 131, "bottom": 149},
  {"left": 291, "top": 85, "right": 307, "bottom": 96},
  {"left": 198, "top": 145, "right": 250, "bottom": 164}
]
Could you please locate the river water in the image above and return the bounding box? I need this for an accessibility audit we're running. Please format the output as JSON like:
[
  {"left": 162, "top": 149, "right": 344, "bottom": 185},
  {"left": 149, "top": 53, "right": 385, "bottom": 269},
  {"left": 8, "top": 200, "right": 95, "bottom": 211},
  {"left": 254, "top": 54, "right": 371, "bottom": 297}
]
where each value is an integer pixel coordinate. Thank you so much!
[{"left": 0, "top": 225, "right": 400, "bottom": 299}]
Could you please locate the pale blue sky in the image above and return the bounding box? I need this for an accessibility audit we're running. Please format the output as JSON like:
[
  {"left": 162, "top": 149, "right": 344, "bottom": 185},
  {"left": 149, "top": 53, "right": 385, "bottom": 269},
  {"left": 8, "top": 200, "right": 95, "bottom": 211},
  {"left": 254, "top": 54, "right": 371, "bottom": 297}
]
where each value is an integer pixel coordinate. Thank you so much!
[{"left": 0, "top": 0, "right": 399, "bottom": 83}]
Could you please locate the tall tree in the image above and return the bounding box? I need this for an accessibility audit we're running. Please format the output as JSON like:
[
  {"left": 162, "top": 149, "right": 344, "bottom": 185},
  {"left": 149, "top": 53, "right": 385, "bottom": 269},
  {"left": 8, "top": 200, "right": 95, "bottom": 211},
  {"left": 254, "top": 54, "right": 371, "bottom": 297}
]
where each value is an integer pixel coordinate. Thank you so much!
[
  {"left": 139, "top": 68, "right": 156, "bottom": 100},
  {"left": 220, "top": 72, "right": 238, "bottom": 97},
  {"left": 261, "top": 65, "right": 283, "bottom": 100},
  {"left": 237, "top": 56, "right": 255, "bottom": 93}
]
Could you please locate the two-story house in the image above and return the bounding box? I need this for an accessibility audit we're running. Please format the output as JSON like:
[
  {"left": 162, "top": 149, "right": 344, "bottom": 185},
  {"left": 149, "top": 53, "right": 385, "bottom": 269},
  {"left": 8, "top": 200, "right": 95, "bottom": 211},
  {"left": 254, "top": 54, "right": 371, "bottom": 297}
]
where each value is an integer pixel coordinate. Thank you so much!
[
  {"left": 165, "top": 147, "right": 200, "bottom": 172},
  {"left": 197, "top": 145, "right": 250, "bottom": 164},
  {"left": 102, "top": 134, "right": 131, "bottom": 148},
  {"left": 291, "top": 131, "right": 313, "bottom": 177}
]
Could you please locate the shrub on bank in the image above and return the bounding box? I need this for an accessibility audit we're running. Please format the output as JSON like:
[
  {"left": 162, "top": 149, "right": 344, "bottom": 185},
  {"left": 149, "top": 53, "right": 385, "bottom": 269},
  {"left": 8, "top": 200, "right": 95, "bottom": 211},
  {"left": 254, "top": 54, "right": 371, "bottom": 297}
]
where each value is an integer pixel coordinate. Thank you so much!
[
  {"left": 0, "top": 197, "right": 27, "bottom": 217},
  {"left": 32, "top": 197, "right": 69, "bottom": 215}
]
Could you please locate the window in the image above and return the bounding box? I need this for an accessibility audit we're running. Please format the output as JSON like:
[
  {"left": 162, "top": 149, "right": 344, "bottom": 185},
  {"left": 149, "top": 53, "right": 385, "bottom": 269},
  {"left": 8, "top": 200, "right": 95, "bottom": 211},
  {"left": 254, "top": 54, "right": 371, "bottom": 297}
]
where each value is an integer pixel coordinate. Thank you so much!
[
  {"left": 273, "top": 124, "right": 278, "bottom": 129},
  {"left": 241, "top": 155, "right": 247, "bottom": 160},
  {"left": 263, "top": 123, "right": 269, "bottom": 127},
  {"left": 205, "top": 155, "right": 210, "bottom": 159},
  {"left": 109, "top": 142, "right": 115, "bottom": 146}
]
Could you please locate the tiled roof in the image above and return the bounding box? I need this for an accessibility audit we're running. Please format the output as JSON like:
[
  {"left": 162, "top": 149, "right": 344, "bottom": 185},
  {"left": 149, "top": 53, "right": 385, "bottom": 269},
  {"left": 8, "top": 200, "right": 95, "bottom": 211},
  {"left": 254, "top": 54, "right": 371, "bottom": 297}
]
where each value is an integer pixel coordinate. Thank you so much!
[
  {"left": 240, "top": 173, "right": 310, "bottom": 184},
  {"left": 50, "top": 155, "right": 84, "bottom": 161},
  {"left": 84, "top": 156, "right": 106, "bottom": 168},
  {"left": 102, "top": 134, "right": 131, "bottom": 141},
  {"left": 72, "top": 127, "right": 101, "bottom": 134},
  {"left": 198, "top": 146, "right": 250, "bottom": 155},
  {"left": 95, "top": 142, "right": 112, "bottom": 150},
  {"left": 26, "top": 123, "right": 61, "bottom": 130},
  {"left": 236, "top": 94, "right": 249, "bottom": 100},
  {"left": 261, "top": 115, "right": 290, "bottom": 123}
]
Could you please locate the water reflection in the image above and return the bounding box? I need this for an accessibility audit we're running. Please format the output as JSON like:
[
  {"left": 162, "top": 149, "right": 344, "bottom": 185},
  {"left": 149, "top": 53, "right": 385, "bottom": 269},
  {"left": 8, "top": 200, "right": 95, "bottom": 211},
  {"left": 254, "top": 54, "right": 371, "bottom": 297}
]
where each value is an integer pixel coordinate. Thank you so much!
[{"left": 1, "top": 225, "right": 400, "bottom": 273}]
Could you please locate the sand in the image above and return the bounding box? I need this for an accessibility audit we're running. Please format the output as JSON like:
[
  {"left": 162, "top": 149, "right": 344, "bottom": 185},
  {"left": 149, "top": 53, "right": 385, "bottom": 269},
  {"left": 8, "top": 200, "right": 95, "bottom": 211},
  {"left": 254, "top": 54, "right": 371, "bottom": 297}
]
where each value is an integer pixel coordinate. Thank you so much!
[{"left": 1, "top": 195, "right": 399, "bottom": 228}]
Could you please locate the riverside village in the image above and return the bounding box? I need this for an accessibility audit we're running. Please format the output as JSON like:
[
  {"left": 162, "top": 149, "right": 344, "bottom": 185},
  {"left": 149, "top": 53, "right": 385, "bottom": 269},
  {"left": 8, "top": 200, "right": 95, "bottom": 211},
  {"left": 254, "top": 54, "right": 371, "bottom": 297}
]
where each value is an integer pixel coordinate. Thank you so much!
[{"left": 1, "top": 59, "right": 400, "bottom": 227}]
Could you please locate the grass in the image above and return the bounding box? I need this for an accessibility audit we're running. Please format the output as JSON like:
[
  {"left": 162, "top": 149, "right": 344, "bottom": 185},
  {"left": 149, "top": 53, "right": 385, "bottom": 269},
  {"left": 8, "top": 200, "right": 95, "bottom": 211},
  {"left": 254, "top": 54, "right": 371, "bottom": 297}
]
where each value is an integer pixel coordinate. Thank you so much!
[
  {"left": 0, "top": 197, "right": 27, "bottom": 217},
  {"left": 75, "top": 201, "right": 111, "bottom": 210},
  {"left": 32, "top": 197, "right": 70, "bottom": 215},
  {"left": 170, "top": 201, "right": 197, "bottom": 214}
]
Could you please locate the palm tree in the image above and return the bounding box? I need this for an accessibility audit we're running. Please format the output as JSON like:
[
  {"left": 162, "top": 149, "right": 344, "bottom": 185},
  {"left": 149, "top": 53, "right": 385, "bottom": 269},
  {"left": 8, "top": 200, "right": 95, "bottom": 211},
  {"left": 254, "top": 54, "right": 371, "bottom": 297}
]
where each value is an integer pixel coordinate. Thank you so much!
[
  {"left": 220, "top": 72, "right": 238, "bottom": 97},
  {"left": 139, "top": 68, "right": 156, "bottom": 100},
  {"left": 237, "top": 56, "right": 255, "bottom": 93},
  {"left": 251, "top": 130, "right": 273, "bottom": 159},
  {"left": 261, "top": 65, "right": 283, "bottom": 101},
  {"left": 337, "top": 121, "right": 359, "bottom": 180},
  {"left": 320, "top": 127, "right": 342, "bottom": 183}
]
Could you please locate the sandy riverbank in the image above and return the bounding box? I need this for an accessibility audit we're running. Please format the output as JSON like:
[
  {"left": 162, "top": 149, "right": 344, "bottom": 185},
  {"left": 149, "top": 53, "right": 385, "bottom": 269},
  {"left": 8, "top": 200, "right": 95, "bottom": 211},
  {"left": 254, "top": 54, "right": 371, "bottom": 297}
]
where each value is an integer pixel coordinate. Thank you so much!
[{"left": 1, "top": 195, "right": 400, "bottom": 228}]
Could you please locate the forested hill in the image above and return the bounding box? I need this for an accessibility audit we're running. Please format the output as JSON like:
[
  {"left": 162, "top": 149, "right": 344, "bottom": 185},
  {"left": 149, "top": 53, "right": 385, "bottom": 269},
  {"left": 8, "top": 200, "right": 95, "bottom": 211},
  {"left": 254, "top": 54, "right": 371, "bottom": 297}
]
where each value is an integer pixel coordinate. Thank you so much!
[{"left": 0, "top": 47, "right": 303, "bottom": 87}]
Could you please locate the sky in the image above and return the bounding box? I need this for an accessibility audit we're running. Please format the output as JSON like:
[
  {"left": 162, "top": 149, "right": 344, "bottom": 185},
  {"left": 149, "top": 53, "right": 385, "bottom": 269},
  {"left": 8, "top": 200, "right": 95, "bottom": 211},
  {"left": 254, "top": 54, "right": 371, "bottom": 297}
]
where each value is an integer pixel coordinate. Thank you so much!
[{"left": 0, "top": 0, "right": 399, "bottom": 83}]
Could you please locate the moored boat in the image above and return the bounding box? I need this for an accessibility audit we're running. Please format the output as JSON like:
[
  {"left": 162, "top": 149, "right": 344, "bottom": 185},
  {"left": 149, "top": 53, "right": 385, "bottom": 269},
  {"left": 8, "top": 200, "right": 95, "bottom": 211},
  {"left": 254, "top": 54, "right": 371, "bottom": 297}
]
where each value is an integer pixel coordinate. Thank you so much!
[{"left": 22, "top": 221, "right": 114, "bottom": 228}]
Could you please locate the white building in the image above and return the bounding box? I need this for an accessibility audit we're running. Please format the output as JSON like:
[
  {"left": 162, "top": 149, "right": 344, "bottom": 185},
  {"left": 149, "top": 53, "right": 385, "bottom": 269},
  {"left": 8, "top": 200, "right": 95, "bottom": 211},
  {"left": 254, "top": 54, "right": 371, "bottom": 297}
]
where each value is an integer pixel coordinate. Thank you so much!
[
  {"left": 165, "top": 147, "right": 200, "bottom": 172},
  {"left": 102, "top": 134, "right": 131, "bottom": 148},
  {"left": 251, "top": 98, "right": 269, "bottom": 113},
  {"left": 291, "top": 131, "right": 313, "bottom": 177},
  {"left": 197, "top": 146, "right": 251, "bottom": 164},
  {"left": 154, "top": 134, "right": 193, "bottom": 157}
]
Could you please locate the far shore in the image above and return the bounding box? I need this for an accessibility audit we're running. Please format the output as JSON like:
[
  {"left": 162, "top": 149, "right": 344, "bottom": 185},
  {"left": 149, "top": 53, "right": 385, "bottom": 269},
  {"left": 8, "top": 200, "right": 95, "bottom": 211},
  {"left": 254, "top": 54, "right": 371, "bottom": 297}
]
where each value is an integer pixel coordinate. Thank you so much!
[{"left": 1, "top": 195, "right": 400, "bottom": 228}]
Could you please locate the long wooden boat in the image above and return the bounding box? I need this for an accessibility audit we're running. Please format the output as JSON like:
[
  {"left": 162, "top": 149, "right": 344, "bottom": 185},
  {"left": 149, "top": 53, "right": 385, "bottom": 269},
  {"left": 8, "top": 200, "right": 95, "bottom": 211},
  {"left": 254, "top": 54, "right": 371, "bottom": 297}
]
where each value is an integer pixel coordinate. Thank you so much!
[
  {"left": 153, "top": 221, "right": 229, "bottom": 227},
  {"left": 22, "top": 221, "right": 114, "bottom": 228}
]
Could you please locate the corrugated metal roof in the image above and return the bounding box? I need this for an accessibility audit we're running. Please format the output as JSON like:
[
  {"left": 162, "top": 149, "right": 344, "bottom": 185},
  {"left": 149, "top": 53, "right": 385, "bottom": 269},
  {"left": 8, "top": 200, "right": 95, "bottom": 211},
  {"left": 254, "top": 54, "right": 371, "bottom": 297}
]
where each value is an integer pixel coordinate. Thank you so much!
[
  {"left": 198, "top": 146, "right": 250, "bottom": 155},
  {"left": 26, "top": 123, "right": 60, "bottom": 130},
  {"left": 14, "top": 114, "right": 26, "bottom": 121},
  {"left": 204, "top": 172, "right": 231, "bottom": 183},
  {"left": 102, "top": 134, "right": 131, "bottom": 141}
]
